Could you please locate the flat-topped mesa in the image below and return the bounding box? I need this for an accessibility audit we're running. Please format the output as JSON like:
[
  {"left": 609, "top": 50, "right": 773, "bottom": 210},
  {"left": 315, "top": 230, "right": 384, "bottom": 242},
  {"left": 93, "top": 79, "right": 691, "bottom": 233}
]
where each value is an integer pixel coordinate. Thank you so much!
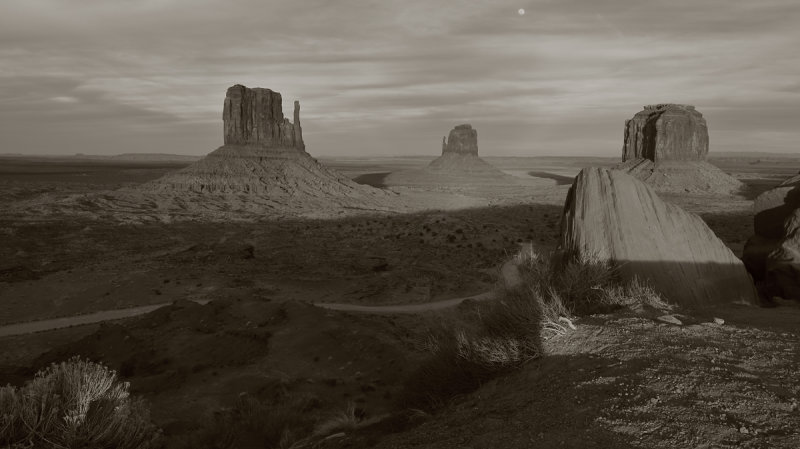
[
  {"left": 442, "top": 124, "right": 478, "bottom": 155},
  {"left": 622, "top": 104, "right": 708, "bottom": 163},
  {"left": 223, "top": 84, "right": 305, "bottom": 150}
]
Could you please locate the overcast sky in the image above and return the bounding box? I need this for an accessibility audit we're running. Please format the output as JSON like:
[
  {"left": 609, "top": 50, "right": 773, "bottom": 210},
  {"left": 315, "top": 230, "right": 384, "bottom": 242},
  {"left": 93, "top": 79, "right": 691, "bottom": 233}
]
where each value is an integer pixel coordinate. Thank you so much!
[{"left": 1, "top": 0, "right": 798, "bottom": 157}]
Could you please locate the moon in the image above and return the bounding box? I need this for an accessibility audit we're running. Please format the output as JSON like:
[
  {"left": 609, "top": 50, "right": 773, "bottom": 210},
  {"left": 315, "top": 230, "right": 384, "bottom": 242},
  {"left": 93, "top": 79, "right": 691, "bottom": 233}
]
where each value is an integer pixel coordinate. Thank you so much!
[{"left": 518, "top": 8, "right": 525, "bottom": 15}]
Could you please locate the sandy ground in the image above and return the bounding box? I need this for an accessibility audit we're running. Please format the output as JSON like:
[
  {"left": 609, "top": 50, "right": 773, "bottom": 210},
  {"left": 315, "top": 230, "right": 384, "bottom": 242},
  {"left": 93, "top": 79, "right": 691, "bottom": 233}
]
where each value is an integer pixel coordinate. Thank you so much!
[{"left": 0, "top": 154, "right": 798, "bottom": 447}]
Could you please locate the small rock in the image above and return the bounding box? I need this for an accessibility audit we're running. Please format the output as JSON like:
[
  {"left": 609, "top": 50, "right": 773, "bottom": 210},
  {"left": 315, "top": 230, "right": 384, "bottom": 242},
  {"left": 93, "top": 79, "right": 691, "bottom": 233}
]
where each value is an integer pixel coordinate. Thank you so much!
[{"left": 656, "top": 315, "right": 683, "bottom": 325}]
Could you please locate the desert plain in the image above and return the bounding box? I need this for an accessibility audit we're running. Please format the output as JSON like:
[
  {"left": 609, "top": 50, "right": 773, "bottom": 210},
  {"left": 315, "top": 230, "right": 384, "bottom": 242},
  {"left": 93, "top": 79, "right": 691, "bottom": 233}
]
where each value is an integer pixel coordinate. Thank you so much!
[{"left": 0, "top": 150, "right": 799, "bottom": 448}]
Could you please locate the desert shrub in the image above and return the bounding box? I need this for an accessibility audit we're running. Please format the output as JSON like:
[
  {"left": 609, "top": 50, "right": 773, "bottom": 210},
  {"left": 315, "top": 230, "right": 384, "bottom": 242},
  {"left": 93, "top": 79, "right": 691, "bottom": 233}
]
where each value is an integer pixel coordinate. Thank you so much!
[
  {"left": 401, "top": 333, "right": 499, "bottom": 411},
  {"left": 402, "top": 291, "right": 544, "bottom": 411},
  {"left": 0, "top": 356, "right": 160, "bottom": 449},
  {"left": 514, "top": 247, "right": 668, "bottom": 321}
]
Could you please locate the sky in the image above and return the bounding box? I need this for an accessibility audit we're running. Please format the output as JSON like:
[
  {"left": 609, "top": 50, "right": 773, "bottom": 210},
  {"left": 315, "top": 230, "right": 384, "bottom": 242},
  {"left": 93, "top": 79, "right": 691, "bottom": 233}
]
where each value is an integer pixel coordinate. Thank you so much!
[{"left": 1, "top": 0, "right": 798, "bottom": 157}]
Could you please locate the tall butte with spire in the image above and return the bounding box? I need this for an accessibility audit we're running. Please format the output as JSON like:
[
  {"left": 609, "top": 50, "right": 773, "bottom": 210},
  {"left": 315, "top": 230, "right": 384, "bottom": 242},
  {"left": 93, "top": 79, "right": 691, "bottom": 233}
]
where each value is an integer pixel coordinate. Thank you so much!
[
  {"left": 426, "top": 124, "right": 507, "bottom": 177},
  {"left": 142, "top": 84, "right": 390, "bottom": 215},
  {"left": 222, "top": 85, "right": 305, "bottom": 150}
]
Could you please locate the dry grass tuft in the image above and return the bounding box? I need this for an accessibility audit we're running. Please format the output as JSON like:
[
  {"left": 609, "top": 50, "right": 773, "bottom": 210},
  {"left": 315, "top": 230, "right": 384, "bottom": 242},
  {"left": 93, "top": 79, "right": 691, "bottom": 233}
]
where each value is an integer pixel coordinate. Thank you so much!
[
  {"left": 514, "top": 247, "right": 669, "bottom": 326},
  {"left": 313, "top": 402, "right": 362, "bottom": 437},
  {"left": 402, "top": 283, "right": 544, "bottom": 410}
]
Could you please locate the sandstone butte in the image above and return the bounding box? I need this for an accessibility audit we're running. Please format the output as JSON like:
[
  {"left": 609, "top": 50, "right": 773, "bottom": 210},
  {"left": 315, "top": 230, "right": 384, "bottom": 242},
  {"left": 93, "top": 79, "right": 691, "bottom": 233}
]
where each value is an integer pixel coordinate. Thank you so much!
[
  {"left": 426, "top": 124, "right": 507, "bottom": 176},
  {"left": 615, "top": 104, "right": 742, "bottom": 195},
  {"left": 143, "top": 84, "right": 389, "bottom": 202}
]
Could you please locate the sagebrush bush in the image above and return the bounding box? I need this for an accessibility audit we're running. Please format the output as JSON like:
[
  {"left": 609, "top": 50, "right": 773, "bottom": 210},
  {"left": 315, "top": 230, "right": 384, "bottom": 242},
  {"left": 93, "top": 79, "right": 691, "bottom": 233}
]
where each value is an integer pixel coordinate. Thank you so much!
[{"left": 0, "top": 356, "right": 160, "bottom": 449}]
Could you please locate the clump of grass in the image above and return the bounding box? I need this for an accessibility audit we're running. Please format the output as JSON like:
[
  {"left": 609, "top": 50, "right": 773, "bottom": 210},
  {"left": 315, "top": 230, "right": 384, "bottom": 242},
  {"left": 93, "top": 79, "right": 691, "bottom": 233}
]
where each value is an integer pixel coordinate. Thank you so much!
[
  {"left": 0, "top": 356, "right": 160, "bottom": 449},
  {"left": 313, "top": 401, "right": 362, "bottom": 437},
  {"left": 515, "top": 247, "right": 669, "bottom": 326},
  {"left": 402, "top": 289, "right": 544, "bottom": 411}
]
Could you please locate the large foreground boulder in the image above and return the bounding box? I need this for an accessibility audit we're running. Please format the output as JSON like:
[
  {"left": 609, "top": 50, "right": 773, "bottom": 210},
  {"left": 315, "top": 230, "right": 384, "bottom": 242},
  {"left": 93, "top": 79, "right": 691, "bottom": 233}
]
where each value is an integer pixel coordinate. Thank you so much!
[
  {"left": 560, "top": 167, "right": 757, "bottom": 307},
  {"left": 616, "top": 104, "right": 742, "bottom": 195},
  {"left": 742, "top": 174, "right": 800, "bottom": 299}
]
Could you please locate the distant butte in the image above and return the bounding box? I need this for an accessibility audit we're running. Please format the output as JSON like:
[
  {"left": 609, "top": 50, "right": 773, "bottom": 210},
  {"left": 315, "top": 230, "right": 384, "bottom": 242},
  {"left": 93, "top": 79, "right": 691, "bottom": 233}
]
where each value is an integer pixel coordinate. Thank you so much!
[
  {"left": 441, "top": 124, "right": 479, "bottom": 156},
  {"left": 622, "top": 104, "right": 708, "bottom": 162},
  {"left": 426, "top": 124, "right": 507, "bottom": 177},
  {"left": 223, "top": 84, "right": 305, "bottom": 150},
  {"left": 615, "top": 104, "right": 742, "bottom": 195},
  {"left": 137, "top": 84, "right": 392, "bottom": 215}
]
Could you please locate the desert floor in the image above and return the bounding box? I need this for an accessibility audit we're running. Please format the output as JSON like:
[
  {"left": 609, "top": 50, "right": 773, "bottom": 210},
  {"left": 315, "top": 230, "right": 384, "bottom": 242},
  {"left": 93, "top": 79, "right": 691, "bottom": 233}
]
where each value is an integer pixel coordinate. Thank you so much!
[{"left": 0, "top": 154, "right": 798, "bottom": 448}]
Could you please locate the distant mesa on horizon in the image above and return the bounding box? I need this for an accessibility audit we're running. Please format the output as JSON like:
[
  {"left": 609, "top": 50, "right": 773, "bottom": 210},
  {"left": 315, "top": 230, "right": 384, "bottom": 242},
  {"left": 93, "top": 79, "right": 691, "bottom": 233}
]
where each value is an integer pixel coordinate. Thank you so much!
[
  {"left": 426, "top": 123, "right": 507, "bottom": 178},
  {"left": 622, "top": 104, "right": 708, "bottom": 163},
  {"left": 441, "top": 124, "right": 478, "bottom": 156},
  {"left": 615, "top": 103, "right": 742, "bottom": 195},
  {"left": 122, "top": 84, "right": 394, "bottom": 219}
]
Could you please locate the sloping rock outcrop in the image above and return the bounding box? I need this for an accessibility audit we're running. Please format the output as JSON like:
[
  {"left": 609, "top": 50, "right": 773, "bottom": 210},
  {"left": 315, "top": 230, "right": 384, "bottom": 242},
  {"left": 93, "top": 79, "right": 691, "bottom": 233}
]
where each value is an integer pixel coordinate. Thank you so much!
[
  {"left": 560, "top": 167, "right": 757, "bottom": 307},
  {"left": 742, "top": 174, "right": 800, "bottom": 299},
  {"left": 615, "top": 104, "right": 742, "bottom": 195}
]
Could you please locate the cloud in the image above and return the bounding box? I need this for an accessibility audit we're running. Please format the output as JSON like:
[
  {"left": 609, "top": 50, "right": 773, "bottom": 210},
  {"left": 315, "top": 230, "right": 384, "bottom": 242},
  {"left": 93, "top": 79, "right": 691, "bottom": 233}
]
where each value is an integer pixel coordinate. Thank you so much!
[{"left": 0, "top": 0, "right": 798, "bottom": 156}]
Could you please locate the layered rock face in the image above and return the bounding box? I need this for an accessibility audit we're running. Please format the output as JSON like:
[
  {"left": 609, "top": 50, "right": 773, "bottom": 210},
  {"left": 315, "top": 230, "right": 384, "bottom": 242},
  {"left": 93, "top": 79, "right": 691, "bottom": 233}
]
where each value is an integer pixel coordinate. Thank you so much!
[
  {"left": 442, "top": 124, "right": 478, "bottom": 155},
  {"left": 616, "top": 105, "right": 741, "bottom": 195},
  {"left": 222, "top": 85, "right": 305, "bottom": 150},
  {"left": 622, "top": 104, "right": 708, "bottom": 162},
  {"left": 560, "top": 167, "right": 757, "bottom": 307},
  {"left": 742, "top": 174, "right": 800, "bottom": 299}
]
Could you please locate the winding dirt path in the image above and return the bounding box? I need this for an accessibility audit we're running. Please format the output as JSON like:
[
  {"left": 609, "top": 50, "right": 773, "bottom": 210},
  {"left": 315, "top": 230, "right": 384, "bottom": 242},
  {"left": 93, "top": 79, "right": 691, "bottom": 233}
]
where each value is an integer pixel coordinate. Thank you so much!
[
  {"left": 0, "top": 246, "right": 529, "bottom": 336},
  {"left": 315, "top": 248, "right": 525, "bottom": 314},
  {"left": 0, "top": 300, "right": 210, "bottom": 338}
]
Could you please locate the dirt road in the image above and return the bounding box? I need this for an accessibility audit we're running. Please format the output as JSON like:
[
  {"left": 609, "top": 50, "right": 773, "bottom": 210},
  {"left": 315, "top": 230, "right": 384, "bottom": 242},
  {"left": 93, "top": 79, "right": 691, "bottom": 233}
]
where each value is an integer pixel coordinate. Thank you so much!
[
  {"left": 315, "top": 254, "right": 524, "bottom": 313},
  {"left": 0, "top": 253, "right": 526, "bottom": 336}
]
